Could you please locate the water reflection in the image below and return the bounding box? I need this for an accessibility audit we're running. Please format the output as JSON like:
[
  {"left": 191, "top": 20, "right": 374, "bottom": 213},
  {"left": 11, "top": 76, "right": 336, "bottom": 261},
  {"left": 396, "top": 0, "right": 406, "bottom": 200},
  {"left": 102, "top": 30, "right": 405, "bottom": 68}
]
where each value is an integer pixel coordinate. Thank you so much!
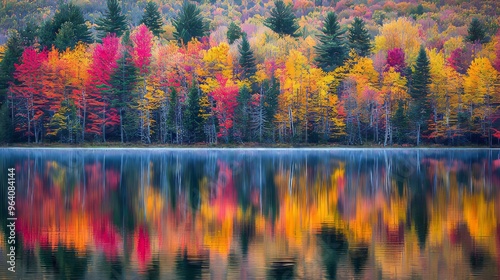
[{"left": 0, "top": 148, "right": 499, "bottom": 279}]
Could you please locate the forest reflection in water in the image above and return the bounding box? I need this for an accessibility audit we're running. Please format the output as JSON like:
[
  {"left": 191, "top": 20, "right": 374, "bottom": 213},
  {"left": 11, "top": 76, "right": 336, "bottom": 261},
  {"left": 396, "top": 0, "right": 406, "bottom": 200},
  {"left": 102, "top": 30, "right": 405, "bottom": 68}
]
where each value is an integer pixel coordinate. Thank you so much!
[{"left": 0, "top": 148, "right": 499, "bottom": 279}]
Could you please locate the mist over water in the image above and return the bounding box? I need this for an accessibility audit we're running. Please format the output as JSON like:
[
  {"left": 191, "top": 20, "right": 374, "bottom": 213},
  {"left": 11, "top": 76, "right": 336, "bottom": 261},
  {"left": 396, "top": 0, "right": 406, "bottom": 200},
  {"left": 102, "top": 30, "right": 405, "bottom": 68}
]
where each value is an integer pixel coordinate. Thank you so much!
[{"left": 0, "top": 148, "right": 499, "bottom": 279}]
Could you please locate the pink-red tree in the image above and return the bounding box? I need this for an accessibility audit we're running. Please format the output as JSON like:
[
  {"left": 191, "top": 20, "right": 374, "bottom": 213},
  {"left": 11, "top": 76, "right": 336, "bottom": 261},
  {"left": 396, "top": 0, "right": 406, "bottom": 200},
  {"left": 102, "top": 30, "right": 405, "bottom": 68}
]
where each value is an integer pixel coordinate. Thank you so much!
[
  {"left": 210, "top": 74, "right": 239, "bottom": 142},
  {"left": 86, "top": 34, "right": 120, "bottom": 142},
  {"left": 384, "top": 48, "right": 406, "bottom": 74},
  {"left": 11, "top": 48, "right": 48, "bottom": 143},
  {"left": 131, "top": 24, "right": 155, "bottom": 143}
]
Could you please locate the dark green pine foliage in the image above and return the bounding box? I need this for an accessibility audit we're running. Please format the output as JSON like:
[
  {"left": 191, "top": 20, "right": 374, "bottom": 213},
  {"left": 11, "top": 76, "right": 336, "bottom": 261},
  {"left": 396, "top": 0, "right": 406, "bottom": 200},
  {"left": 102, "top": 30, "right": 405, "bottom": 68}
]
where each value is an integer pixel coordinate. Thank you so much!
[
  {"left": 20, "top": 22, "right": 38, "bottom": 47},
  {"left": 0, "top": 102, "right": 12, "bottom": 143},
  {"left": 264, "top": 0, "right": 300, "bottom": 37},
  {"left": 0, "top": 31, "right": 23, "bottom": 99},
  {"left": 314, "top": 12, "right": 347, "bottom": 72},
  {"left": 410, "top": 46, "right": 431, "bottom": 146},
  {"left": 55, "top": 22, "right": 77, "bottom": 51},
  {"left": 466, "top": 18, "right": 487, "bottom": 44},
  {"left": 39, "top": 3, "right": 93, "bottom": 50},
  {"left": 348, "top": 17, "right": 372, "bottom": 57},
  {"left": 140, "top": 1, "right": 164, "bottom": 37},
  {"left": 110, "top": 32, "right": 138, "bottom": 143},
  {"left": 227, "top": 22, "right": 243, "bottom": 44},
  {"left": 184, "top": 84, "right": 204, "bottom": 143},
  {"left": 234, "top": 85, "right": 251, "bottom": 142},
  {"left": 173, "top": 2, "right": 208, "bottom": 44},
  {"left": 264, "top": 80, "right": 280, "bottom": 140},
  {"left": 167, "top": 87, "right": 179, "bottom": 142},
  {"left": 238, "top": 34, "right": 257, "bottom": 80},
  {"left": 96, "top": 0, "right": 128, "bottom": 39}
]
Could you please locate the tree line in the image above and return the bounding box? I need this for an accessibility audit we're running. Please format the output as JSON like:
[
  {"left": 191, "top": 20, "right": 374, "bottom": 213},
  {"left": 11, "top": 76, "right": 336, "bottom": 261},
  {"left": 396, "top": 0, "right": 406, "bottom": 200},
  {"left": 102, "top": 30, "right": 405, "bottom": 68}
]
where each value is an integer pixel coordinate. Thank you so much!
[{"left": 0, "top": 0, "right": 499, "bottom": 146}]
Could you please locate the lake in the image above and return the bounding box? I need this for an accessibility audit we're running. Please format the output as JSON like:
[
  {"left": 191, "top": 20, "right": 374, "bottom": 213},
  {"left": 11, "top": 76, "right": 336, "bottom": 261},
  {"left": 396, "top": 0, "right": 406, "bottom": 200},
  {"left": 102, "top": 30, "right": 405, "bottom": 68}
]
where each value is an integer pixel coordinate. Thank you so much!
[{"left": 1, "top": 148, "right": 500, "bottom": 279}]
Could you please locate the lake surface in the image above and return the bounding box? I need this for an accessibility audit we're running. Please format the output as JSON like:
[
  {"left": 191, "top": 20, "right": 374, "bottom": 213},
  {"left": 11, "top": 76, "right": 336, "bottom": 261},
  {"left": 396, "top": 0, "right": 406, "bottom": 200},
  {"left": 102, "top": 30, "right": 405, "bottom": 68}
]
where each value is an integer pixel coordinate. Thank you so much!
[{"left": 1, "top": 148, "right": 500, "bottom": 279}]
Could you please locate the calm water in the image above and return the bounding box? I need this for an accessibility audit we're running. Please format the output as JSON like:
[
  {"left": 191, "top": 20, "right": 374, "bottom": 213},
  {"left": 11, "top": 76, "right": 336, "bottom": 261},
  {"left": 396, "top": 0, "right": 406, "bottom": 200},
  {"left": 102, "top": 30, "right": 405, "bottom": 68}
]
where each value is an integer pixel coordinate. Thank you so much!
[{"left": 1, "top": 148, "right": 500, "bottom": 279}]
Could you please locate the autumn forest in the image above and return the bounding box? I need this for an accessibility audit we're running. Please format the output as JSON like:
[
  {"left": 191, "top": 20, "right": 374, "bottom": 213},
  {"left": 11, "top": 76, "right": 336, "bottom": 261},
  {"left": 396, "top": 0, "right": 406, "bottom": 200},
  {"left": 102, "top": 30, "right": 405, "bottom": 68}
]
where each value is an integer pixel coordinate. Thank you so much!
[{"left": 0, "top": 0, "right": 500, "bottom": 146}]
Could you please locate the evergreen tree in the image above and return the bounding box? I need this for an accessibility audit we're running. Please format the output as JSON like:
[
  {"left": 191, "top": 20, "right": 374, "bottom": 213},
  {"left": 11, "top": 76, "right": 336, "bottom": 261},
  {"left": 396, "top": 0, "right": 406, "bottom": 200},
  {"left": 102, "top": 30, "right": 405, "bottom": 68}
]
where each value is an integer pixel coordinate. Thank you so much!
[
  {"left": 96, "top": 0, "right": 128, "bottom": 39},
  {"left": 110, "top": 32, "right": 138, "bottom": 143},
  {"left": 238, "top": 34, "right": 256, "bottom": 80},
  {"left": 184, "top": 84, "right": 204, "bottom": 143},
  {"left": 227, "top": 22, "right": 242, "bottom": 44},
  {"left": 0, "top": 102, "right": 12, "bottom": 143},
  {"left": 264, "top": 80, "right": 280, "bottom": 141},
  {"left": 314, "top": 12, "right": 347, "bottom": 72},
  {"left": 234, "top": 85, "right": 251, "bottom": 142},
  {"left": 264, "top": 0, "right": 299, "bottom": 37},
  {"left": 39, "top": 3, "right": 93, "bottom": 49},
  {"left": 173, "top": 2, "right": 207, "bottom": 44},
  {"left": 466, "top": 18, "right": 487, "bottom": 44},
  {"left": 410, "top": 46, "right": 431, "bottom": 146},
  {"left": 55, "top": 22, "right": 77, "bottom": 51},
  {"left": 140, "top": 1, "right": 164, "bottom": 37},
  {"left": 348, "top": 17, "right": 372, "bottom": 57},
  {"left": 0, "top": 31, "right": 23, "bottom": 100},
  {"left": 20, "top": 22, "right": 37, "bottom": 47}
]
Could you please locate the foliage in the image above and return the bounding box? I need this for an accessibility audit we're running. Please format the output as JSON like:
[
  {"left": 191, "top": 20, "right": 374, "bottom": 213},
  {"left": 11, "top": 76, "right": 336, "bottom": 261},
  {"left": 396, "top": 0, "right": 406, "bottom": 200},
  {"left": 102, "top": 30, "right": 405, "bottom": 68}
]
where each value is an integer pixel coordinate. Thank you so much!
[
  {"left": 140, "top": 1, "right": 164, "bottom": 37},
  {"left": 264, "top": 0, "right": 300, "bottom": 37},
  {"left": 238, "top": 34, "right": 257, "bottom": 80},
  {"left": 173, "top": 2, "right": 207, "bottom": 44},
  {"left": 314, "top": 12, "right": 347, "bottom": 72},
  {"left": 96, "top": 0, "right": 128, "bottom": 39},
  {"left": 227, "top": 22, "right": 243, "bottom": 44},
  {"left": 348, "top": 17, "right": 372, "bottom": 57}
]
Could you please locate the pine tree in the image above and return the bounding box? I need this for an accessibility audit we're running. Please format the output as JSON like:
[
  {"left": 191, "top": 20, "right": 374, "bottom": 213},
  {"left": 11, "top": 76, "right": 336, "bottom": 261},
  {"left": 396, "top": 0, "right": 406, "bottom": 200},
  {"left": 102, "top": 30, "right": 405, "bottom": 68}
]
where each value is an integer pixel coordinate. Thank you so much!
[
  {"left": 39, "top": 3, "right": 93, "bottom": 49},
  {"left": 185, "top": 84, "right": 204, "bottom": 143},
  {"left": 0, "top": 102, "right": 12, "bottom": 143},
  {"left": 466, "top": 18, "right": 487, "bottom": 44},
  {"left": 110, "top": 32, "right": 138, "bottom": 143},
  {"left": 238, "top": 34, "right": 256, "bottom": 80},
  {"left": 173, "top": 2, "right": 207, "bottom": 44},
  {"left": 55, "top": 22, "right": 76, "bottom": 51},
  {"left": 227, "top": 22, "right": 242, "bottom": 44},
  {"left": 314, "top": 12, "right": 347, "bottom": 72},
  {"left": 0, "top": 31, "right": 23, "bottom": 99},
  {"left": 410, "top": 46, "right": 431, "bottom": 146},
  {"left": 140, "top": 1, "right": 164, "bottom": 37},
  {"left": 348, "top": 17, "right": 372, "bottom": 57},
  {"left": 234, "top": 85, "right": 251, "bottom": 142},
  {"left": 264, "top": 0, "right": 299, "bottom": 37},
  {"left": 96, "top": 0, "right": 128, "bottom": 39}
]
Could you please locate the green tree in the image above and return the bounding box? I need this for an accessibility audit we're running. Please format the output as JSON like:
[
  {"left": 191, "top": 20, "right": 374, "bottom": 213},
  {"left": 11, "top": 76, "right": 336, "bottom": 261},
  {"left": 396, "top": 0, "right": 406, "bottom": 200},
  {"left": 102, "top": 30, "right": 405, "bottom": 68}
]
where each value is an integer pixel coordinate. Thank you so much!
[
  {"left": 184, "top": 84, "right": 204, "bottom": 143},
  {"left": 410, "top": 46, "right": 431, "bottom": 146},
  {"left": 110, "top": 32, "right": 138, "bottom": 143},
  {"left": 238, "top": 34, "right": 257, "bottom": 80},
  {"left": 466, "top": 18, "right": 487, "bottom": 44},
  {"left": 234, "top": 85, "right": 251, "bottom": 141},
  {"left": 0, "top": 102, "right": 12, "bottom": 143},
  {"left": 96, "top": 0, "right": 128, "bottom": 39},
  {"left": 173, "top": 2, "right": 208, "bottom": 44},
  {"left": 55, "top": 22, "right": 77, "bottom": 51},
  {"left": 0, "top": 31, "right": 23, "bottom": 100},
  {"left": 39, "top": 3, "right": 93, "bottom": 49},
  {"left": 264, "top": 0, "right": 299, "bottom": 37},
  {"left": 140, "top": 1, "right": 164, "bottom": 37},
  {"left": 227, "top": 22, "right": 243, "bottom": 44},
  {"left": 314, "top": 12, "right": 347, "bottom": 72},
  {"left": 348, "top": 17, "right": 372, "bottom": 57}
]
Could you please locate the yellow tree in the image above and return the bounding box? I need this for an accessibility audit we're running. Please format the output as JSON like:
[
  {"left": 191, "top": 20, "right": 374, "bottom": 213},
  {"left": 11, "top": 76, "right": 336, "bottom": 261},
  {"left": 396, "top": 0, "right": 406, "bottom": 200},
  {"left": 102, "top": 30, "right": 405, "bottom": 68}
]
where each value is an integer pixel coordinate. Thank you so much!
[
  {"left": 380, "top": 68, "right": 408, "bottom": 146},
  {"left": 374, "top": 18, "right": 422, "bottom": 65},
  {"left": 463, "top": 57, "right": 498, "bottom": 145},
  {"left": 275, "top": 50, "right": 309, "bottom": 141},
  {"left": 200, "top": 42, "right": 235, "bottom": 144},
  {"left": 427, "top": 49, "right": 462, "bottom": 142}
]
